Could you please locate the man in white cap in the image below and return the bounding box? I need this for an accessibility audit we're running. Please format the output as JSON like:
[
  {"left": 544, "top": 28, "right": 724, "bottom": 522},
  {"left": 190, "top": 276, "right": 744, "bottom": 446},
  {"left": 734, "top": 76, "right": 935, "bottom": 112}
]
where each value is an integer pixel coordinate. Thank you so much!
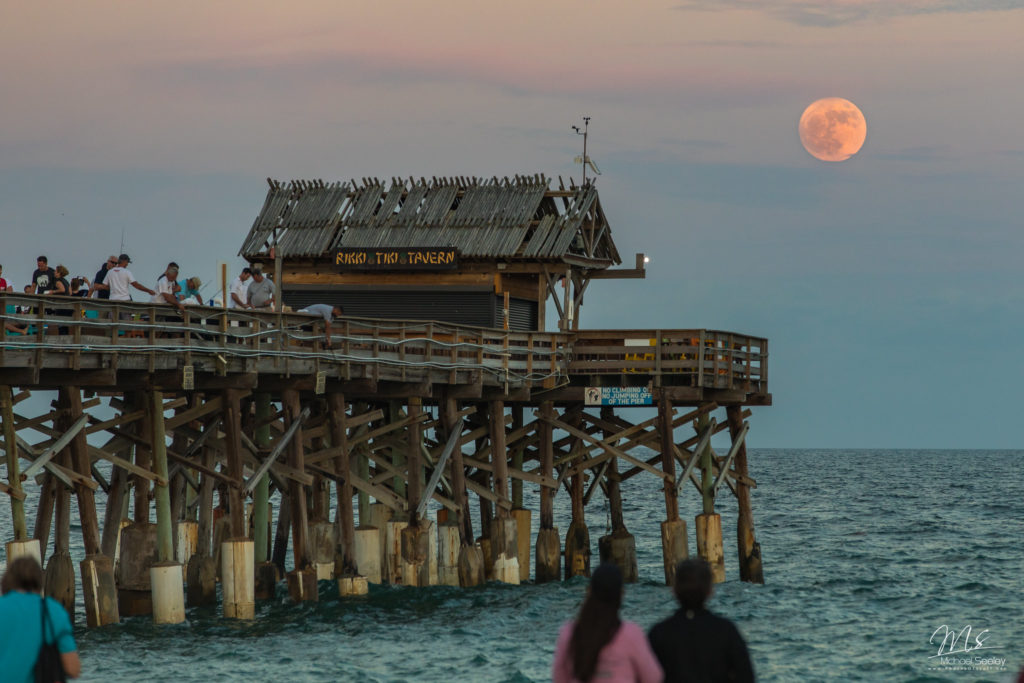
[{"left": 106, "top": 254, "right": 155, "bottom": 301}]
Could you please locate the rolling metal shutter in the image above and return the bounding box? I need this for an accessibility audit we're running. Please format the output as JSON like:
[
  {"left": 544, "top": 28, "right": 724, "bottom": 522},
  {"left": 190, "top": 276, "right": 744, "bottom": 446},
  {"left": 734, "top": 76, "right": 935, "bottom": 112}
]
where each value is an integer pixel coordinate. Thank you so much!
[{"left": 284, "top": 285, "right": 537, "bottom": 331}]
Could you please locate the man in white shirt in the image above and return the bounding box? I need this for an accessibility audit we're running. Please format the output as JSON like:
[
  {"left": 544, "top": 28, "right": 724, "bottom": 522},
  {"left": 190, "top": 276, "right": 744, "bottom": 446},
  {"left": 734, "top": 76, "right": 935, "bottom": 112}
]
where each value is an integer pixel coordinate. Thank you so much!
[
  {"left": 151, "top": 262, "right": 185, "bottom": 313},
  {"left": 106, "top": 254, "right": 155, "bottom": 301},
  {"left": 229, "top": 268, "right": 252, "bottom": 309}
]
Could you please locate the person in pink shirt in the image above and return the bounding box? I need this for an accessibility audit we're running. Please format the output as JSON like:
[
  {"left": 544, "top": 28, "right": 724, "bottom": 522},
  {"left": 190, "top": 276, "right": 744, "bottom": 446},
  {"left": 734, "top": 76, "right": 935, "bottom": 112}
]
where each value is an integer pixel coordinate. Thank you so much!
[{"left": 553, "top": 563, "right": 663, "bottom": 683}]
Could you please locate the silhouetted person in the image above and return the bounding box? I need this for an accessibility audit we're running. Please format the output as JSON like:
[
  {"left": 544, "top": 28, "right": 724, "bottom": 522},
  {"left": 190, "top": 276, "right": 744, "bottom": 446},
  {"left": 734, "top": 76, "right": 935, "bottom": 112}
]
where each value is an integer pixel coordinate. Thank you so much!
[
  {"left": 552, "top": 563, "right": 662, "bottom": 683},
  {"left": 648, "top": 559, "right": 754, "bottom": 683}
]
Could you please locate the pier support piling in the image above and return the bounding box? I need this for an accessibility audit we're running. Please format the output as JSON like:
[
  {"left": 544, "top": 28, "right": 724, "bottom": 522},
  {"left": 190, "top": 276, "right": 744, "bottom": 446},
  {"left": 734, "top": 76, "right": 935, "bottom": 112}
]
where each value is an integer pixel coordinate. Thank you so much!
[
  {"left": 488, "top": 401, "right": 519, "bottom": 584},
  {"left": 695, "top": 412, "right": 725, "bottom": 583},
  {"left": 221, "top": 539, "right": 255, "bottom": 619},
  {"left": 658, "top": 397, "right": 687, "bottom": 585},
  {"left": 727, "top": 406, "right": 764, "bottom": 584},
  {"left": 534, "top": 402, "right": 561, "bottom": 583},
  {"left": 282, "top": 389, "right": 314, "bottom": 601},
  {"left": 252, "top": 392, "right": 278, "bottom": 598},
  {"left": 151, "top": 562, "right": 186, "bottom": 625},
  {"left": 80, "top": 555, "right": 118, "bottom": 628},
  {"left": 437, "top": 522, "right": 461, "bottom": 586},
  {"left": 353, "top": 526, "right": 382, "bottom": 584},
  {"left": 564, "top": 415, "right": 590, "bottom": 579},
  {"left": 149, "top": 390, "right": 185, "bottom": 623},
  {"left": 597, "top": 410, "right": 637, "bottom": 582}
]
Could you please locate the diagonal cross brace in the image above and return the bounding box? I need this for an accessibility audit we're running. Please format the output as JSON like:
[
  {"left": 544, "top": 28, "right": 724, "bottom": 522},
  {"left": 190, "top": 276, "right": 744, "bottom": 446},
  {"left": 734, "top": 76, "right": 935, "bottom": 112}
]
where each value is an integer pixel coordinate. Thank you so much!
[
  {"left": 21, "top": 414, "right": 89, "bottom": 480},
  {"left": 712, "top": 421, "right": 748, "bottom": 494},
  {"left": 242, "top": 406, "right": 310, "bottom": 494},
  {"left": 416, "top": 418, "right": 463, "bottom": 519}
]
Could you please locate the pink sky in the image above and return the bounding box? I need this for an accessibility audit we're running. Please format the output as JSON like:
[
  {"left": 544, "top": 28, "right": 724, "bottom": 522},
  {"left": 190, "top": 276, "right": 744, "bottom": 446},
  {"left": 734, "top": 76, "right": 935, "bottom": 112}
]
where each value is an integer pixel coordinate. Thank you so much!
[{"left": 2, "top": 2, "right": 1020, "bottom": 174}]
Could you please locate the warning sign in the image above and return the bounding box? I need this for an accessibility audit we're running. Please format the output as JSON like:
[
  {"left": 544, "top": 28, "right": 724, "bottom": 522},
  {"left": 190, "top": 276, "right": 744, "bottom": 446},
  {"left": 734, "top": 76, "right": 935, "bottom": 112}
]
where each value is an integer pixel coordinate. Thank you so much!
[{"left": 585, "top": 386, "right": 653, "bottom": 406}]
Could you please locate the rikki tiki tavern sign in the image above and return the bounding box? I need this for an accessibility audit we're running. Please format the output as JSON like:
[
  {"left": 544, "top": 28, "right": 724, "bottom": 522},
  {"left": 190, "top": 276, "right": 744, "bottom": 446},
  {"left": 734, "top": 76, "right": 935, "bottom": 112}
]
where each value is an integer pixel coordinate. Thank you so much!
[{"left": 334, "top": 247, "right": 459, "bottom": 271}]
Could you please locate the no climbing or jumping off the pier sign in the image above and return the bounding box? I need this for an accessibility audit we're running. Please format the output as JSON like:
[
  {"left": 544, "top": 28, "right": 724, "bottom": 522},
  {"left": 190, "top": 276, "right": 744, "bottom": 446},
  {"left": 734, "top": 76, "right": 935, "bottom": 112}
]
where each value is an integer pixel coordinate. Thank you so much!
[{"left": 585, "top": 387, "right": 653, "bottom": 406}]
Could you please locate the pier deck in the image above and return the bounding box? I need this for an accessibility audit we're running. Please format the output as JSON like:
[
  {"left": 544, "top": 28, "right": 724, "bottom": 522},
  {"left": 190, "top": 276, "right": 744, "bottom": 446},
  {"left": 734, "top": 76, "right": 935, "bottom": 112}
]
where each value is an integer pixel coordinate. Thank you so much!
[{"left": 1, "top": 286, "right": 769, "bottom": 625}]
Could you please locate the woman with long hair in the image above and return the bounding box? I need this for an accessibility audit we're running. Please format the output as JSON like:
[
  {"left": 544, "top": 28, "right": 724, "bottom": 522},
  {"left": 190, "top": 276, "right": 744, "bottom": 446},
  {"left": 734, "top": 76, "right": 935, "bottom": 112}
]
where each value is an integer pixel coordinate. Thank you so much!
[{"left": 552, "top": 564, "right": 663, "bottom": 683}]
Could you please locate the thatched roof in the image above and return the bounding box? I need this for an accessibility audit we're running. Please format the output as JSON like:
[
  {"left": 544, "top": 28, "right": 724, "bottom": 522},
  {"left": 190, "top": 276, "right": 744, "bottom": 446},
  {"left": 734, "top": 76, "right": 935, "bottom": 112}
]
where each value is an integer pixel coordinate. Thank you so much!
[{"left": 238, "top": 175, "right": 620, "bottom": 265}]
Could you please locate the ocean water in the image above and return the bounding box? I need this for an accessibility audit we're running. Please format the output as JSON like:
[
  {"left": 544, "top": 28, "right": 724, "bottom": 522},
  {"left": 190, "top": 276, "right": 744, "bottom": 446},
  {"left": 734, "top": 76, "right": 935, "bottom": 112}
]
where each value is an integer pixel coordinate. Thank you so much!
[{"left": 5, "top": 449, "right": 1023, "bottom": 681}]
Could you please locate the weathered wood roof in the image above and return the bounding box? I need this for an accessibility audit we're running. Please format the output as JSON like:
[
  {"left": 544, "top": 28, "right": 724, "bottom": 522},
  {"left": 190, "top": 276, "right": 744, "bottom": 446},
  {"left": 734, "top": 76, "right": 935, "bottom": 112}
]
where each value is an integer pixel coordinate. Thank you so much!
[{"left": 238, "top": 175, "right": 620, "bottom": 265}]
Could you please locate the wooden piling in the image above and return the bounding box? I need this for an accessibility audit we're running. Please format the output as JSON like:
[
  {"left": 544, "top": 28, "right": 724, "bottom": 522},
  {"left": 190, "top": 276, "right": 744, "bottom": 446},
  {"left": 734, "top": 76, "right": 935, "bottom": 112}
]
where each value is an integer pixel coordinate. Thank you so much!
[
  {"left": 1, "top": 386, "right": 28, "bottom": 540},
  {"left": 62, "top": 387, "right": 118, "bottom": 626},
  {"left": 440, "top": 395, "right": 473, "bottom": 546},
  {"left": 149, "top": 390, "right": 185, "bottom": 623},
  {"left": 535, "top": 401, "right": 560, "bottom": 583},
  {"left": 47, "top": 399, "right": 76, "bottom": 617},
  {"left": 33, "top": 474, "right": 56, "bottom": 560},
  {"left": 221, "top": 389, "right": 246, "bottom": 540},
  {"left": 327, "top": 392, "right": 356, "bottom": 573},
  {"left": 134, "top": 392, "right": 152, "bottom": 524},
  {"left": 252, "top": 392, "right": 275, "bottom": 594},
  {"left": 188, "top": 412, "right": 219, "bottom": 608},
  {"left": 727, "top": 405, "right": 764, "bottom": 584},
  {"left": 658, "top": 396, "right": 687, "bottom": 586},
  {"left": 282, "top": 388, "right": 315, "bottom": 601},
  {"left": 488, "top": 400, "right": 519, "bottom": 583}
]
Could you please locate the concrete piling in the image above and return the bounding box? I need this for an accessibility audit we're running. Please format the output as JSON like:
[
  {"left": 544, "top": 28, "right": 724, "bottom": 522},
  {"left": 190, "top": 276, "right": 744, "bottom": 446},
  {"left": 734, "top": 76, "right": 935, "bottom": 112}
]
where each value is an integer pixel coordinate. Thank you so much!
[
  {"left": 311, "top": 520, "right": 337, "bottom": 582},
  {"left": 151, "top": 562, "right": 186, "bottom": 624},
  {"left": 437, "top": 522, "right": 461, "bottom": 586},
  {"left": 353, "top": 527, "right": 382, "bottom": 584},
  {"left": 221, "top": 539, "right": 255, "bottom": 619},
  {"left": 489, "top": 518, "right": 520, "bottom": 585}
]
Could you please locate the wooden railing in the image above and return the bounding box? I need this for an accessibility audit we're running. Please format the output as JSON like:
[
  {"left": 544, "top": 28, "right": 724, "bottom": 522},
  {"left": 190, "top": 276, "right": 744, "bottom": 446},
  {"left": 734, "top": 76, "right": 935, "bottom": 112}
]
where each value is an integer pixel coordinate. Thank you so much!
[
  {"left": 568, "top": 329, "right": 768, "bottom": 391},
  {"left": 1, "top": 295, "right": 767, "bottom": 393}
]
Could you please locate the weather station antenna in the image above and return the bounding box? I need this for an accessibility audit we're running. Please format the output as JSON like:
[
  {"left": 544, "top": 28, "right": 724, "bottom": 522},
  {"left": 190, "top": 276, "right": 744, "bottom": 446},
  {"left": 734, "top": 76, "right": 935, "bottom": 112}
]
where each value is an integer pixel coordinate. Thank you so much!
[{"left": 571, "top": 116, "right": 601, "bottom": 184}]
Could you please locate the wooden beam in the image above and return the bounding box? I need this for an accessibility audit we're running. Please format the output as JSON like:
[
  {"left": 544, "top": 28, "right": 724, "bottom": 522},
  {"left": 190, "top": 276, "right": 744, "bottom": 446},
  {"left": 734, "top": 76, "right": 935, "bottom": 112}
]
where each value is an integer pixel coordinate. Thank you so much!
[
  {"left": 21, "top": 414, "right": 89, "bottom": 479},
  {"left": 416, "top": 417, "right": 463, "bottom": 519},
  {"left": 243, "top": 407, "right": 309, "bottom": 494},
  {"left": 712, "top": 421, "right": 747, "bottom": 494},
  {"left": 538, "top": 412, "right": 670, "bottom": 482}
]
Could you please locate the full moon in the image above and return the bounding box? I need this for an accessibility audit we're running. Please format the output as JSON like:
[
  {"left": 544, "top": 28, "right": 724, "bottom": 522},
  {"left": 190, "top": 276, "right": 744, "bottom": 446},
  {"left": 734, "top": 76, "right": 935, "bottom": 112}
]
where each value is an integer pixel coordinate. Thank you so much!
[{"left": 798, "top": 97, "right": 867, "bottom": 162}]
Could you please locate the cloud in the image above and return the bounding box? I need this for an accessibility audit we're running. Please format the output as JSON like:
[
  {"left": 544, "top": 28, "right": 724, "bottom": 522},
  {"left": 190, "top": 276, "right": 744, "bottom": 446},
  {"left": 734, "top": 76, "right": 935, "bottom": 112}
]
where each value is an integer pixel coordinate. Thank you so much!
[{"left": 672, "top": 0, "right": 1023, "bottom": 27}]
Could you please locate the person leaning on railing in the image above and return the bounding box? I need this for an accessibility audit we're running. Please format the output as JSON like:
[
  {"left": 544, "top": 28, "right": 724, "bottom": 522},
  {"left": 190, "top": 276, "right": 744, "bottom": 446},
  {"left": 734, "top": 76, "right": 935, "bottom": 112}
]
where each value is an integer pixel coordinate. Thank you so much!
[
  {"left": 298, "top": 304, "right": 344, "bottom": 348},
  {"left": 152, "top": 262, "right": 185, "bottom": 315}
]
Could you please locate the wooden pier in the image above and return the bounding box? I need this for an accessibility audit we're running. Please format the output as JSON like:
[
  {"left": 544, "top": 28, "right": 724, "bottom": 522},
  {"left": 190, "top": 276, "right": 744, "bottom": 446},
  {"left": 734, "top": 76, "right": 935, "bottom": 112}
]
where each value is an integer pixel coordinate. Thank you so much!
[{"left": 0, "top": 175, "right": 770, "bottom": 626}]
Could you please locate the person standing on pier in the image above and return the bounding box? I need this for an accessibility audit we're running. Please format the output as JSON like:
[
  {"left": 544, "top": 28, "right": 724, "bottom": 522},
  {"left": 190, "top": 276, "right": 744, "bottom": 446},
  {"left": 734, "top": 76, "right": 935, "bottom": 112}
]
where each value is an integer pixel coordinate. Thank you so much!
[
  {"left": 107, "top": 254, "right": 156, "bottom": 302},
  {"left": 228, "top": 267, "right": 252, "bottom": 308},
  {"left": 30, "top": 255, "right": 56, "bottom": 295},
  {"left": 246, "top": 266, "right": 275, "bottom": 310},
  {"left": 648, "top": 559, "right": 754, "bottom": 683},
  {"left": 89, "top": 255, "right": 118, "bottom": 299},
  {"left": 552, "top": 563, "right": 663, "bottom": 683},
  {"left": 0, "top": 556, "right": 81, "bottom": 681}
]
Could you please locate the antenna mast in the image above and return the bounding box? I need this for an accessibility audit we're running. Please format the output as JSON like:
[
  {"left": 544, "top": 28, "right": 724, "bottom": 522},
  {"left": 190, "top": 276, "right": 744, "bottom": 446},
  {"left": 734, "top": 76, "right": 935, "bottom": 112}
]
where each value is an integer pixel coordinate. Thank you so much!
[{"left": 571, "top": 116, "right": 600, "bottom": 184}]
